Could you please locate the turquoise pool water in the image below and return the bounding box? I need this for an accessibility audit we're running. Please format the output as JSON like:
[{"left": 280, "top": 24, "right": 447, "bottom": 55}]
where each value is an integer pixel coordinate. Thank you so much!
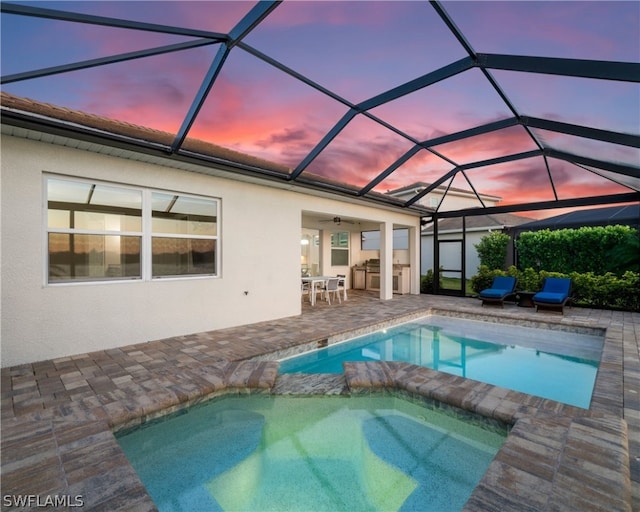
[
  {"left": 280, "top": 316, "right": 602, "bottom": 409},
  {"left": 117, "top": 395, "right": 504, "bottom": 512}
]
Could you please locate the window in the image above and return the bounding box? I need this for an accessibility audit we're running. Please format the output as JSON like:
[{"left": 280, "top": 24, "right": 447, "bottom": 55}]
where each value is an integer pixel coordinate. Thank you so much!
[
  {"left": 47, "top": 178, "right": 142, "bottom": 282},
  {"left": 331, "top": 231, "right": 349, "bottom": 266},
  {"left": 360, "top": 229, "right": 408, "bottom": 250},
  {"left": 151, "top": 192, "right": 217, "bottom": 277},
  {"left": 46, "top": 177, "right": 219, "bottom": 283}
]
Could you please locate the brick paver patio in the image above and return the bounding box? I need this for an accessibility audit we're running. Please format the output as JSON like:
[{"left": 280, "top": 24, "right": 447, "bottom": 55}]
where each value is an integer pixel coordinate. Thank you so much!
[{"left": 2, "top": 292, "right": 638, "bottom": 510}]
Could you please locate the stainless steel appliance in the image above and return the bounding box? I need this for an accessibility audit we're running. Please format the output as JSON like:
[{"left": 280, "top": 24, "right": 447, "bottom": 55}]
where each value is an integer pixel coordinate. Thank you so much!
[
  {"left": 362, "top": 259, "right": 410, "bottom": 293},
  {"left": 351, "top": 266, "right": 366, "bottom": 289},
  {"left": 365, "top": 259, "right": 380, "bottom": 273},
  {"left": 365, "top": 259, "right": 380, "bottom": 290}
]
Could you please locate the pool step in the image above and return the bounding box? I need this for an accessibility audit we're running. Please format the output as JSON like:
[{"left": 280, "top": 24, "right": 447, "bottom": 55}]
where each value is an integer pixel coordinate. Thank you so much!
[{"left": 272, "top": 373, "right": 348, "bottom": 395}]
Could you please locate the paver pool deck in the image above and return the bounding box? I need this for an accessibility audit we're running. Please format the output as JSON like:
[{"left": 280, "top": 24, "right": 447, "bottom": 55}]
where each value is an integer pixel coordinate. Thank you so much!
[{"left": 1, "top": 292, "right": 639, "bottom": 511}]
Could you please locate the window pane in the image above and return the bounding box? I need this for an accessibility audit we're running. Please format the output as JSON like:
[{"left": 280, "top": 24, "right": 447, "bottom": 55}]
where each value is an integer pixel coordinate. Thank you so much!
[
  {"left": 74, "top": 211, "right": 142, "bottom": 231},
  {"left": 91, "top": 183, "right": 143, "bottom": 210},
  {"left": 393, "top": 229, "right": 409, "bottom": 250},
  {"left": 361, "top": 229, "right": 408, "bottom": 250},
  {"left": 48, "top": 179, "right": 142, "bottom": 231},
  {"left": 152, "top": 193, "right": 217, "bottom": 235},
  {"left": 152, "top": 238, "right": 216, "bottom": 277},
  {"left": 48, "top": 179, "right": 92, "bottom": 203},
  {"left": 361, "top": 231, "right": 380, "bottom": 250},
  {"left": 48, "top": 234, "right": 141, "bottom": 281},
  {"left": 331, "top": 249, "right": 349, "bottom": 266},
  {"left": 331, "top": 232, "right": 349, "bottom": 248},
  {"left": 48, "top": 209, "right": 70, "bottom": 229}
]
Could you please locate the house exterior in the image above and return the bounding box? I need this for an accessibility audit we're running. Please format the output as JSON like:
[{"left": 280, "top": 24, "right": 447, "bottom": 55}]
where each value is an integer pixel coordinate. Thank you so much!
[
  {"left": 421, "top": 214, "right": 536, "bottom": 277},
  {"left": 387, "top": 182, "right": 533, "bottom": 277},
  {"left": 386, "top": 182, "right": 502, "bottom": 212},
  {"left": 1, "top": 94, "right": 423, "bottom": 367},
  {"left": 510, "top": 204, "right": 640, "bottom": 235}
]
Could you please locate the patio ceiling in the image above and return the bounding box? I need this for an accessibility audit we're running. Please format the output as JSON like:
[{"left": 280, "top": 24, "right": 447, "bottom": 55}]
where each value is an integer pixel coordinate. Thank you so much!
[{"left": 1, "top": 1, "right": 639, "bottom": 218}]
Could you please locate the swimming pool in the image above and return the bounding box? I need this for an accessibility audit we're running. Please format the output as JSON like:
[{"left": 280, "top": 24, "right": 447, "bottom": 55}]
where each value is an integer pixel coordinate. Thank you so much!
[
  {"left": 279, "top": 315, "right": 603, "bottom": 408},
  {"left": 117, "top": 395, "right": 505, "bottom": 511}
]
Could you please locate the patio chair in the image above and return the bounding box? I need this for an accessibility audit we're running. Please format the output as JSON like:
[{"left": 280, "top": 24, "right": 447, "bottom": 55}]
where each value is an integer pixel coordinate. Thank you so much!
[
  {"left": 533, "top": 277, "right": 572, "bottom": 314},
  {"left": 301, "top": 280, "right": 311, "bottom": 302},
  {"left": 478, "top": 276, "right": 517, "bottom": 307},
  {"left": 322, "top": 278, "right": 342, "bottom": 305},
  {"left": 336, "top": 274, "right": 347, "bottom": 301}
]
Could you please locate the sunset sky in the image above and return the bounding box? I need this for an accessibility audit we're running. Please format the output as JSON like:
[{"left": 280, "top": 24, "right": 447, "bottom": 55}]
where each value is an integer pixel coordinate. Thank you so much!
[{"left": 2, "top": 1, "right": 639, "bottom": 217}]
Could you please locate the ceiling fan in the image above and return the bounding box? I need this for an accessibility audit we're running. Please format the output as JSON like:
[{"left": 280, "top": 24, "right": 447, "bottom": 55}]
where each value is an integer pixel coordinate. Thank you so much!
[{"left": 318, "top": 216, "right": 355, "bottom": 226}]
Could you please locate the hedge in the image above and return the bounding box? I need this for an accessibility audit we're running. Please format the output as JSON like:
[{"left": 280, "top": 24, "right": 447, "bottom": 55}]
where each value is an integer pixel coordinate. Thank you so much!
[
  {"left": 515, "top": 225, "right": 639, "bottom": 275},
  {"left": 470, "top": 265, "right": 640, "bottom": 312}
]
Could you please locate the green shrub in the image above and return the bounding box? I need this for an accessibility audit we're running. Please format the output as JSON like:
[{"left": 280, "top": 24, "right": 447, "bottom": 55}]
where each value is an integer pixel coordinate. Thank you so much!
[
  {"left": 475, "top": 231, "right": 511, "bottom": 270},
  {"left": 519, "top": 267, "right": 542, "bottom": 292},
  {"left": 471, "top": 265, "right": 533, "bottom": 294},
  {"left": 570, "top": 271, "right": 640, "bottom": 311},
  {"left": 607, "top": 234, "right": 640, "bottom": 274},
  {"left": 470, "top": 265, "right": 508, "bottom": 294},
  {"left": 421, "top": 269, "right": 442, "bottom": 294},
  {"left": 470, "top": 265, "right": 639, "bottom": 311},
  {"left": 515, "top": 225, "right": 639, "bottom": 275},
  {"left": 618, "top": 271, "right": 640, "bottom": 311}
]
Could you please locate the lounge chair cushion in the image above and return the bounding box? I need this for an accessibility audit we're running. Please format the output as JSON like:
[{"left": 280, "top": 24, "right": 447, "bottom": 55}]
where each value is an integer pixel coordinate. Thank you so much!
[
  {"left": 479, "top": 276, "right": 516, "bottom": 299},
  {"left": 533, "top": 278, "right": 571, "bottom": 304},
  {"left": 480, "top": 288, "right": 512, "bottom": 299},
  {"left": 532, "top": 292, "right": 566, "bottom": 304}
]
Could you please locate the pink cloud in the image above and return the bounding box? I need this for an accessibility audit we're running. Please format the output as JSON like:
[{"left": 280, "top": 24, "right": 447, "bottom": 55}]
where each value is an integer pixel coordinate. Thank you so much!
[
  {"left": 467, "top": 157, "right": 630, "bottom": 207},
  {"left": 5, "top": 1, "right": 634, "bottom": 214},
  {"left": 76, "top": 46, "right": 214, "bottom": 132},
  {"left": 433, "top": 125, "right": 537, "bottom": 165}
]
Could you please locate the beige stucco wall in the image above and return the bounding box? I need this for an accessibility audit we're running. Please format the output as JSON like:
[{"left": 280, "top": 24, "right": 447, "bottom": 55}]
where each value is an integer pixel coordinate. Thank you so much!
[{"left": 1, "top": 134, "right": 420, "bottom": 367}]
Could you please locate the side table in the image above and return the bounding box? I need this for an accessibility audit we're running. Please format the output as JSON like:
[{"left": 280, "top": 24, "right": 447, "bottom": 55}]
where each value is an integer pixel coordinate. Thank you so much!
[{"left": 517, "top": 291, "right": 536, "bottom": 308}]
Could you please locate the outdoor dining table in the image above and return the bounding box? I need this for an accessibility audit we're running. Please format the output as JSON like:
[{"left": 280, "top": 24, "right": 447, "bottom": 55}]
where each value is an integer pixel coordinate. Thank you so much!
[{"left": 301, "top": 276, "right": 347, "bottom": 306}]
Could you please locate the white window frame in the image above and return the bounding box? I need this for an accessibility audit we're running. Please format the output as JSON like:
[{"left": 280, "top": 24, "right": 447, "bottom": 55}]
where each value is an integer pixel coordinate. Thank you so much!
[
  {"left": 44, "top": 175, "right": 220, "bottom": 285},
  {"left": 330, "top": 231, "right": 350, "bottom": 266},
  {"left": 147, "top": 189, "right": 220, "bottom": 280}
]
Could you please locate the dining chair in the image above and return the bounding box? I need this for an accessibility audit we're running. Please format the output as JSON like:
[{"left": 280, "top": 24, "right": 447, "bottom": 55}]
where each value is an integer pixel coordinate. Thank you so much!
[
  {"left": 336, "top": 274, "right": 347, "bottom": 301},
  {"left": 301, "top": 280, "right": 311, "bottom": 302},
  {"left": 323, "top": 278, "right": 341, "bottom": 305}
]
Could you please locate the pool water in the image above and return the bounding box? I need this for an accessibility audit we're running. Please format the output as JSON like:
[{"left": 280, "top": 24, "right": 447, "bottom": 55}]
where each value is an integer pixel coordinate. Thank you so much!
[
  {"left": 117, "top": 395, "right": 504, "bottom": 512},
  {"left": 279, "top": 316, "right": 602, "bottom": 409}
]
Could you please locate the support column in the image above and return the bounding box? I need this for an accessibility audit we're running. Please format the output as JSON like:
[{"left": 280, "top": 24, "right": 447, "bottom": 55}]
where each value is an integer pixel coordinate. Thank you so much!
[
  {"left": 409, "top": 224, "right": 421, "bottom": 294},
  {"left": 319, "top": 229, "right": 331, "bottom": 276},
  {"left": 379, "top": 221, "right": 393, "bottom": 300},
  {"left": 433, "top": 214, "right": 440, "bottom": 294}
]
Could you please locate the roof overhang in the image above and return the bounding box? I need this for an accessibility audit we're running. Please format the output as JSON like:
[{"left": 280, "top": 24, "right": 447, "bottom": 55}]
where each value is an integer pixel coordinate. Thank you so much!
[{"left": 1, "top": 105, "right": 433, "bottom": 217}]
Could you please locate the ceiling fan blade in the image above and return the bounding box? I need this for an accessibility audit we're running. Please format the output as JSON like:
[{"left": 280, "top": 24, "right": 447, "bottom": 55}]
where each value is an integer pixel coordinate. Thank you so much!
[{"left": 318, "top": 216, "right": 354, "bottom": 225}]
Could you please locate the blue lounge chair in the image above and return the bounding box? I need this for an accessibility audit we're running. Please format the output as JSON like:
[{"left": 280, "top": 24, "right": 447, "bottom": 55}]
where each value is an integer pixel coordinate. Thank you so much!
[
  {"left": 533, "top": 277, "right": 572, "bottom": 314},
  {"left": 479, "top": 276, "right": 517, "bottom": 307}
]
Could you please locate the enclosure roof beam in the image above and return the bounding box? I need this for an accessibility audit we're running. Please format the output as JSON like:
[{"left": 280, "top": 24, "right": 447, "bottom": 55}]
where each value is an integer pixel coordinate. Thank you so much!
[
  {"left": 2, "top": 39, "right": 217, "bottom": 84},
  {"left": 522, "top": 117, "right": 640, "bottom": 148},
  {"left": 0, "top": 2, "right": 227, "bottom": 39},
  {"left": 170, "top": 1, "right": 280, "bottom": 153},
  {"left": 546, "top": 149, "right": 640, "bottom": 178},
  {"left": 430, "top": 192, "right": 640, "bottom": 219},
  {"left": 477, "top": 53, "right": 640, "bottom": 82}
]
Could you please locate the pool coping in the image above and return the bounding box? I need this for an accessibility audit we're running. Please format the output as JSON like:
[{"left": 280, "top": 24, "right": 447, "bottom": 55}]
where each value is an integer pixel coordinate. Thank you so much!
[
  {"left": 1, "top": 301, "right": 633, "bottom": 511},
  {"left": 343, "top": 361, "right": 630, "bottom": 511}
]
